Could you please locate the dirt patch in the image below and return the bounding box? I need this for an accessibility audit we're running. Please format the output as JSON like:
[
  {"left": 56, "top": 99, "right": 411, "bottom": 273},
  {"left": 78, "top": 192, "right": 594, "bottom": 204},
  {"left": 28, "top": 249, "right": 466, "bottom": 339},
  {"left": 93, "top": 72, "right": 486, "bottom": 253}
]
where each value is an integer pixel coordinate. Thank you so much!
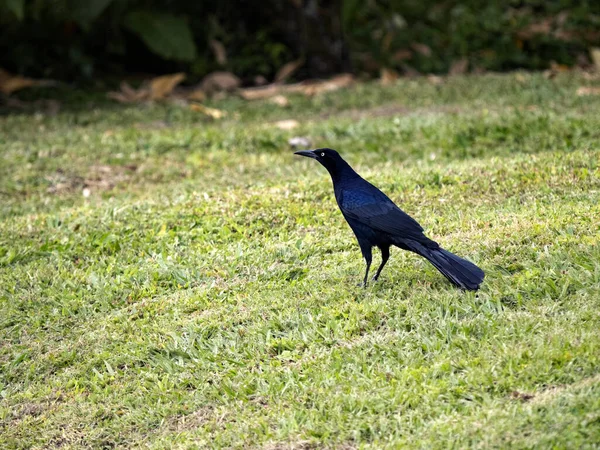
[
  {"left": 47, "top": 431, "right": 87, "bottom": 448},
  {"left": 262, "top": 440, "right": 320, "bottom": 450},
  {"left": 509, "top": 373, "right": 600, "bottom": 405},
  {"left": 46, "top": 164, "right": 138, "bottom": 195},
  {"left": 531, "top": 373, "right": 600, "bottom": 405},
  {"left": 2, "top": 391, "right": 65, "bottom": 428},
  {"left": 165, "top": 406, "right": 215, "bottom": 432},
  {"left": 262, "top": 441, "right": 356, "bottom": 450},
  {"left": 510, "top": 391, "right": 535, "bottom": 402}
]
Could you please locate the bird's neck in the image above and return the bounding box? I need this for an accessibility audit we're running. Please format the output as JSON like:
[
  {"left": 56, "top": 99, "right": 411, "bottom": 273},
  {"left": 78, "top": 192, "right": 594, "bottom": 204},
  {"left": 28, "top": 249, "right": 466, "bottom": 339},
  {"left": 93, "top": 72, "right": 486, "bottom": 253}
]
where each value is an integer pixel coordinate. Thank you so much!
[{"left": 329, "top": 159, "right": 361, "bottom": 185}]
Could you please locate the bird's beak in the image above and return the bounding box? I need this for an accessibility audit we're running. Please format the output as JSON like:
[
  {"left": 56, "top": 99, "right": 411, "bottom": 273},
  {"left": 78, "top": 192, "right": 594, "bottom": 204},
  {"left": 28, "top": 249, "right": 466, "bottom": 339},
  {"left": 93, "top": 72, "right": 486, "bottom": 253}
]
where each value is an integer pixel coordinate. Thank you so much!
[{"left": 294, "top": 150, "right": 317, "bottom": 159}]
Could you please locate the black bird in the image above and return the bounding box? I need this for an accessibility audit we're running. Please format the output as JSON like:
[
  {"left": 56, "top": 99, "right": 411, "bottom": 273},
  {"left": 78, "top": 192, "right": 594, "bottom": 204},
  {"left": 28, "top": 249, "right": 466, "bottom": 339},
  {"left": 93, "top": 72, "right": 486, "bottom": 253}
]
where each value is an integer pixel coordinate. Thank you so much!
[{"left": 294, "top": 148, "right": 484, "bottom": 290}]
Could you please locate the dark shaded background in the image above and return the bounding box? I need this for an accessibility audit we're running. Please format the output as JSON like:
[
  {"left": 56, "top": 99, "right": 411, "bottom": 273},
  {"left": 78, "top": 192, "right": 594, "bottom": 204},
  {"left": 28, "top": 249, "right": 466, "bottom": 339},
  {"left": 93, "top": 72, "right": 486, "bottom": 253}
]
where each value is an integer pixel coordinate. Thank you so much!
[{"left": 1, "top": 0, "right": 599, "bottom": 84}]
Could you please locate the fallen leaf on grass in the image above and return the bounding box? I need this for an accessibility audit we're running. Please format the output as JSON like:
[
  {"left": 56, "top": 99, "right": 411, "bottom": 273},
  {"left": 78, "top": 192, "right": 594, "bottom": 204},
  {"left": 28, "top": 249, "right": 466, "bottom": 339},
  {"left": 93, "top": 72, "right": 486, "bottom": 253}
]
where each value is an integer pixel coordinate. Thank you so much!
[
  {"left": 107, "top": 82, "right": 149, "bottom": 103},
  {"left": 273, "top": 119, "right": 299, "bottom": 130},
  {"left": 186, "top": 89, "right": 207, "bottom": 102},
  {"left": 239, "top": 74, "right": 354, "bottom": 100},
  {"left": 190, "top": 103, "right": 226, "bottom": 119},
  {"left": 0, "top": 68, "right": 56, "bottom": 95},
  {"left": 290, "top": 73, "right": 354, "bottom": 96},
  {"left": 576, "top": 86, "right": 600, "bottom": 96},
  {"left": 380, "top": 67, "right": 399, "bottom": 85},
  {"left": 239, "top": 84, "right": 282, "bottom": 100},
  {"left": 275, "top": 58, "right": 304, "bottom": 83},
  {"left": 149, "top": 73, "right": 186, "bottom": 100},
  {"left": 108, "top": 73, "right": 187, "bottom": 103}
]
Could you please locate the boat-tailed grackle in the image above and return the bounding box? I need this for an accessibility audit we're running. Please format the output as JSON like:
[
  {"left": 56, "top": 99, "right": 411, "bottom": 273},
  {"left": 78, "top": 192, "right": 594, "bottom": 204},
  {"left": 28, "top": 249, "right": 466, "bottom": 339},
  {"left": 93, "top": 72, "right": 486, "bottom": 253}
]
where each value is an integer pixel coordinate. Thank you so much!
[{"left": 295, "top": 148, "right": 484, "bottom": 290}]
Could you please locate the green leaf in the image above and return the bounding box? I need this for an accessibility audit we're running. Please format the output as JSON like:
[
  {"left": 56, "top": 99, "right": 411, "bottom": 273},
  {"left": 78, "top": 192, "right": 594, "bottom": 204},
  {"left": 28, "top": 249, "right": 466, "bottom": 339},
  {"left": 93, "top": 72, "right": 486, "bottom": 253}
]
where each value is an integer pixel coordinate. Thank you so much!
[
  {"left": 6, "top": 0, "right": 25, "bottom": 20},
  {"left": 70, "top": 0, "right": 114, "bottom": 28},
  {"left": 123, "top": 11, "right": 197, "bottom": 62}
]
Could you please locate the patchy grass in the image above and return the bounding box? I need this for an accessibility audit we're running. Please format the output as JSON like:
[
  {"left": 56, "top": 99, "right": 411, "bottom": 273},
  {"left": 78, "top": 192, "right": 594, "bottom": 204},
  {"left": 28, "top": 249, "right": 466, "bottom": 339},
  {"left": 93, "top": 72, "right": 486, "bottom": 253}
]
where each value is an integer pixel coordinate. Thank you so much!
[{"left": 1, "top": 72, "right": 599, "bottom": 448}]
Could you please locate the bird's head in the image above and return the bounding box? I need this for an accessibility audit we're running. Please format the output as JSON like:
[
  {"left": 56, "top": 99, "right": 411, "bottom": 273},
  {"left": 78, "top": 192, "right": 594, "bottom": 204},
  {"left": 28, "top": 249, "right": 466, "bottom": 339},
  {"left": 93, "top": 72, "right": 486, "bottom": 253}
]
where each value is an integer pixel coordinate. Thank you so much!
[{"left": 294, "top": 148, "right": 346, "bottom": 174}]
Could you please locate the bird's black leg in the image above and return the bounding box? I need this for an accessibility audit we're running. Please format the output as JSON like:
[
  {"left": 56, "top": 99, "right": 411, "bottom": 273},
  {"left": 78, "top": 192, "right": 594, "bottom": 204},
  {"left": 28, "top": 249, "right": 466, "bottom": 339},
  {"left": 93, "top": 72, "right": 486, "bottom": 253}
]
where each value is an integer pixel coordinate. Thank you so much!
[
  {"left": 373, "top": 245, "right": 390, "bottom": 281},
  {"left": 360, "top": 245, "right": 372, "bottom": 287}
]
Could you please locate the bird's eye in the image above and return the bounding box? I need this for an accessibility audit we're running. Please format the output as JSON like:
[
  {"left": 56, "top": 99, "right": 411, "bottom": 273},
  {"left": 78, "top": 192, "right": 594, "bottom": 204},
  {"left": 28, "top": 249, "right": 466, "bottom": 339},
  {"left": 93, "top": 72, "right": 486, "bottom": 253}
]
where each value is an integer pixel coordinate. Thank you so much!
[{"left": 321, "top": 152, "right": 325, "bottom": 157}]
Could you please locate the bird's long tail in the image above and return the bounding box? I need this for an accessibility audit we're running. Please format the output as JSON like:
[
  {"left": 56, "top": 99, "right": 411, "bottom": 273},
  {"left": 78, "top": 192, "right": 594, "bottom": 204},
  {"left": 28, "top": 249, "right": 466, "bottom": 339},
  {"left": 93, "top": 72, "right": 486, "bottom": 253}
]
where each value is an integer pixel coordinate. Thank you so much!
[{"left": 406, "top": 242, "right": 485, "bottom": 291}]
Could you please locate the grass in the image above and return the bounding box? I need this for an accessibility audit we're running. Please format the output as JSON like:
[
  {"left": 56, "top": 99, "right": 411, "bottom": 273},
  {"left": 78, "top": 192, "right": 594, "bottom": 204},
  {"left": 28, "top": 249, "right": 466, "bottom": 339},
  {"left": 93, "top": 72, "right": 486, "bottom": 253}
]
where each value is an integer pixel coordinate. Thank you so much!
[{"left": 1, "top": 72, "right": 599, "bottom": 448}]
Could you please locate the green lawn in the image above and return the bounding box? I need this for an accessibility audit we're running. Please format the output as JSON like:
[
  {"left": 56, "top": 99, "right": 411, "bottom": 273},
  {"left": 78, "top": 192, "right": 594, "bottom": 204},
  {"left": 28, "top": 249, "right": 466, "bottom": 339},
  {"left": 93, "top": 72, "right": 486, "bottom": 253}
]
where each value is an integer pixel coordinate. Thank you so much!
[{"left": 1, "top": 72, "right": 599, "bottom": 449}]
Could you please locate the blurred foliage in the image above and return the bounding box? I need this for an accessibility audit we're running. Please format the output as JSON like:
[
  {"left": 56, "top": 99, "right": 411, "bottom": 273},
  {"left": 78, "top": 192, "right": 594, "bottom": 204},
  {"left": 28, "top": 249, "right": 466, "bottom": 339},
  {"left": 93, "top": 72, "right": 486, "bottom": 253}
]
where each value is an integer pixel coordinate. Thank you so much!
[
  {"left": 345, "top": 0, "right": 600, "bottom": 73},
  {"left": 0, "top": 0, "right": 599, "bottom": 82}
]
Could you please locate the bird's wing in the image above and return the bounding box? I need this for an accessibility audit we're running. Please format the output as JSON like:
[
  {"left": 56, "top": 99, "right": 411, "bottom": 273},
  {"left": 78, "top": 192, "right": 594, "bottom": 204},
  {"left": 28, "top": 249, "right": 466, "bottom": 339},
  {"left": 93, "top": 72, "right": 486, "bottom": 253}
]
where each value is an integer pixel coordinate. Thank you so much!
[{"left": 339, "top": 188, "right": 427, "bottom": 241}]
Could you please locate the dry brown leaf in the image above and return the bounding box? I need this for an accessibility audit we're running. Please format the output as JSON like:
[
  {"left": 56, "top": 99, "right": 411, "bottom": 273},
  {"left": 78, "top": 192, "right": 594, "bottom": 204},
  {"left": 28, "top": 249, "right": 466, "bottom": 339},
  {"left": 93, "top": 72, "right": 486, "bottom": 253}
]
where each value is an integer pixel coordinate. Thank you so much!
[
  {"left": 576, "top": 86, "right": 600, "bottom": 96},
  {"left": 121, "top": 81, "right": 142, "bottom": 99},
  {"left": 201, "top": 71, "right": 241, "bottom": 94},
  {"left": 187, "top": 89, "right": 207, "bottom": 102},
  {"left": 591, "top": 48, "right": 600, "bottom": 72},
  {"left": 275, "top": 58, "right": 304, "bottom": 83},
  {"left": 270, "top": 95, "right": 289, "bottom": 107},
  {"left": 209, "top": 39, "right": 227, "bottom": 65},
  {"left": 107, "top": 81, "right": 149, "bottom": 103},
  {"left": 149, "top": 73, "right": 186, "bottom": 100},
  {"left": 273, "top": 119, "right": 299, "bottom": 130},
  {"left": 380, "top": 67, "right": 399, "bottom": 85},
  {"left": 239, "top": 84, "right": 282, "bottom": 100},
  {"left": 449, "top": 59, "right": 468, "bottom": 75},
  {"left": 0, "top": 68, "right": 55, "bottom": 95},
  {"left": 292, "top": 73, "right": 354, "bottom": 96},
  {"left": 190, "top": 103, "right": 226, "bottom": 119},
  {"left": 106, "top": 92, "right": 130, "bottom": 103},
  {"left": 240, "top": 74, "right": 353, "bottom": 100}
]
